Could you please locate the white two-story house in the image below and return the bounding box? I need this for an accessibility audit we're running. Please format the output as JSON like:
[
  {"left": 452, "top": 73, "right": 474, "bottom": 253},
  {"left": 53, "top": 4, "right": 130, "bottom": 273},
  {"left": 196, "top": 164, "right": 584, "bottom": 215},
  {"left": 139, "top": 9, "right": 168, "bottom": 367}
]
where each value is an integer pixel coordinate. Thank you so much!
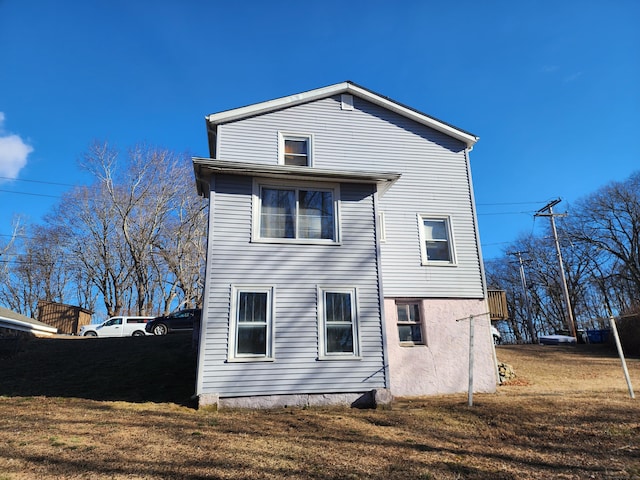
[{"left": 193, "top": 81, "right": 497, "bottom": 409}]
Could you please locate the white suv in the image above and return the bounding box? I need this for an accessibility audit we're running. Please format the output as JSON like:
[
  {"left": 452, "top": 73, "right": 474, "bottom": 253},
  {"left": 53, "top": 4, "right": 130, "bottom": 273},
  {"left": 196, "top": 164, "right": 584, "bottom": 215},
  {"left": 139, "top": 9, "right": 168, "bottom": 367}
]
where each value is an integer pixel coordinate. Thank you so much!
[{"left": 79, "top": 316, "right": 154, "bottom": 337}]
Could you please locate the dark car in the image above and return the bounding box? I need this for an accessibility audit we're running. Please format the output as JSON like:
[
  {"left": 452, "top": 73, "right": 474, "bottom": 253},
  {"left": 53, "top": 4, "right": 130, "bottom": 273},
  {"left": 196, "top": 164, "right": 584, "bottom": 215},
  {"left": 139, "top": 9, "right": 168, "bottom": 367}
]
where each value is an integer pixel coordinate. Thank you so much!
[{"left": 145, "top": 308, "right": 201, "bottom": 335}]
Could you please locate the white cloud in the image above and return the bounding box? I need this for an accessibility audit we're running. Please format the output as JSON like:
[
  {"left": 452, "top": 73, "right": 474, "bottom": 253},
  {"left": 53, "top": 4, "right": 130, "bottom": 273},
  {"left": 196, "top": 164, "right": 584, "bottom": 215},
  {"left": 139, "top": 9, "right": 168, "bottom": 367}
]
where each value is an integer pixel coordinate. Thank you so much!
[
  {"left": 0, "top": 113, "right": 33, "bottom": 180},
  {"left": 564, "top": 72, "right": 583, "bottom": 83}
]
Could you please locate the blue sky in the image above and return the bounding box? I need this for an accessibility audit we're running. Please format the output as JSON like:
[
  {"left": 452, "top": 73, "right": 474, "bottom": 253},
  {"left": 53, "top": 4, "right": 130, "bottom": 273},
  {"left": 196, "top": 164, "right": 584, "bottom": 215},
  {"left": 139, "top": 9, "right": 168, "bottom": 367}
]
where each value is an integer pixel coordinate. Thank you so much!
[{"left": 0, "top": 0, "right": 638, "bottom": 260}]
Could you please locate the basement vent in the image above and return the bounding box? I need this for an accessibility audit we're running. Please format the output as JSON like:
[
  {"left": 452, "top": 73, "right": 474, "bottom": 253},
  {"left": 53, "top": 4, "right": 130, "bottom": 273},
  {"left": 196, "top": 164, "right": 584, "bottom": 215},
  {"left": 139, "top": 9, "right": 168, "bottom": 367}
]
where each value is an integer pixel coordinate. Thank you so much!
[{"left": 341, "top": 94, "right": 354, "bottom": 111}]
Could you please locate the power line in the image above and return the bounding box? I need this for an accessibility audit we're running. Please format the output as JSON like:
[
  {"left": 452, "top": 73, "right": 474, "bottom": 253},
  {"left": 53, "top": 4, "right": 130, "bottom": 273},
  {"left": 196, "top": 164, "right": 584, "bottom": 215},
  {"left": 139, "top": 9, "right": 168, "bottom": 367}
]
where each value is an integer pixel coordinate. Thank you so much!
[
  {"left": 477, "top": 210, "right": 536, "bottom": 216},
  {"left": 0, "top": 176, "right": 77, "bottom": 187},
  {"left": 0, "top": 189, "right": 61, "bottom": 198},
  {"left": 476, "top": 201, "right": 550, "bottom": 206}
]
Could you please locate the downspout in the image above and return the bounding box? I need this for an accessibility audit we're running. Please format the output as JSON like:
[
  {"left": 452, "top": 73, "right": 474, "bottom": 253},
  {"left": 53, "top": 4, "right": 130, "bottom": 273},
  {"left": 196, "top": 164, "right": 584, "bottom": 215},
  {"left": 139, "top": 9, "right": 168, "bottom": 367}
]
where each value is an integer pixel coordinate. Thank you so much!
[
  {"left": 465, "top": 145, "right": 499, "bottom": 385},
  {"left": 464, "top": 145, "right": 488, "bottom": 299},
  {"left": 373, "top": 189, "right": 391, "bottom": 391}
]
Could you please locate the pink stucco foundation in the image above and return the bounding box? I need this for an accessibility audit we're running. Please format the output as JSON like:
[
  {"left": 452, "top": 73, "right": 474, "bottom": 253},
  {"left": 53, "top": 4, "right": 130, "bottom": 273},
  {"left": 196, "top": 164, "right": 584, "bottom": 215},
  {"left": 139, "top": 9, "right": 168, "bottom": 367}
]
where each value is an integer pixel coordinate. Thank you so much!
[{"left": 384, "top": 298, "right": 497, "bottom": 397}]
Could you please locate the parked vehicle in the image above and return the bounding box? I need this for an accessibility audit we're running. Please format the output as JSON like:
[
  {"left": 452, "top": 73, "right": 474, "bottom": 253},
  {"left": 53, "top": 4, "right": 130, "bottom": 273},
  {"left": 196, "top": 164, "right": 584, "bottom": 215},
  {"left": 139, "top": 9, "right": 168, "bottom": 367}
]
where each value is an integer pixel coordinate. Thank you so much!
[
  {"left": 491, "top": 325, "right": 501, "bottom": 345},
  {"left": 539, "top": 334, "right": 577, "bottom": 345},
  {"left": 79, "top": 316, "right": 154, "bottom": 337},
  {"left": 145, "top": 309, "right": 201, "bottom": 335}
]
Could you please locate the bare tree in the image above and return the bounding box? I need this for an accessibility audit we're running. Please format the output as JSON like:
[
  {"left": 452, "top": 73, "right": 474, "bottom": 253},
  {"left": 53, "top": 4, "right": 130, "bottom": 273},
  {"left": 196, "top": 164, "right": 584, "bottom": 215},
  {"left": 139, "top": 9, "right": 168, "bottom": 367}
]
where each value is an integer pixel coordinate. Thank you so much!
[
  {"left": 0, "top": 222, "right": 70, "bottom": 317},
  {"left": 571, "top": 172, "right": 640, "bottom": 302},
  {"left": 1, "top": 142, "right": 207, "bottom": 320},
  {"left": 48, "top": 184, "right": 132, "bottom": 317}
]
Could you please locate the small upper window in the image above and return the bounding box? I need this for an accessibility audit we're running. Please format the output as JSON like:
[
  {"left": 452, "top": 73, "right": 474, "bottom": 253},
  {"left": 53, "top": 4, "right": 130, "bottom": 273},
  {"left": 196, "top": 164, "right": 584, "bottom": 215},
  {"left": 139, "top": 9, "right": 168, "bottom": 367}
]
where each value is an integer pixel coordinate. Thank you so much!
[
  {"left": 419, "top": 216, "right": 455, "bottom": 265},
  {"left": 279, "top": 133, "right": 313, "bottom": 167}
]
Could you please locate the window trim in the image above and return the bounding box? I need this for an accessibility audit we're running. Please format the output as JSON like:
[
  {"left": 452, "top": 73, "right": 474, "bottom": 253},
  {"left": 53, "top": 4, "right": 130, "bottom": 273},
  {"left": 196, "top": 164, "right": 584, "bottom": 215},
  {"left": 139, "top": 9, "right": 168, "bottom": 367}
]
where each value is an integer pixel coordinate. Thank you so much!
[
  {"left": 278, "top": 132, "right": 314, "bottom": 167},
  {"left": 417, "top": 214, "right": 457, "bottom": 266},
  {"left": 252, "top": 179, "right": 341, "bottom": 245},
  {"left": 228, "top": 285, "right": 276, "bottom": 362},
  {"left": 396, "top": 301, "right": 425, "bottom": 346},
  {"left": 317, "top": 286, "right": 361, "bottom": 360}
]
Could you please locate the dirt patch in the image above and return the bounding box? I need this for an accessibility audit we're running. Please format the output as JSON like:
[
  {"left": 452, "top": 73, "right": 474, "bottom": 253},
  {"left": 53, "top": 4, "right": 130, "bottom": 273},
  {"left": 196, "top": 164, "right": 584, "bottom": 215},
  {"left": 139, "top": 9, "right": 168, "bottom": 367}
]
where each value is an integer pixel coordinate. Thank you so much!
[{"left": 0, "top": 339, "right": 638, "bottom": 479}]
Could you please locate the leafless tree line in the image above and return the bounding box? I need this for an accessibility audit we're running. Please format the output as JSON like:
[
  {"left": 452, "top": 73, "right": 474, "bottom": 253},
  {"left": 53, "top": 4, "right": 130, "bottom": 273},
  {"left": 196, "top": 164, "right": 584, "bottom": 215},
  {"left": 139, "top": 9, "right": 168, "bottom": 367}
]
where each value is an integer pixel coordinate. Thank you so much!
[
  {"left": 0, "top": 142, "right": 208, "bottom": 321},
  {"left": 485, "top": 171, "right": 640, "bottom": 344}
]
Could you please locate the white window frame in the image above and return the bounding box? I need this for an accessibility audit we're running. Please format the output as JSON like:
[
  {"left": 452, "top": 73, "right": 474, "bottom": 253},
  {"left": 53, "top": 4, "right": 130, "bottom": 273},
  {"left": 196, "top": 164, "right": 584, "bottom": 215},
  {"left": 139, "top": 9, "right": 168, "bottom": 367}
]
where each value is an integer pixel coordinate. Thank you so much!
[
  {"left": 278, "top": 132, "right": 314, "bottom": 167},
  {"left": 396, "top": 301, "right": 425, "bottom": 346},
  {"left": 252, "top": 179, "right": 341, "bottom": 245},
  {"left": 317, "top": 286, "right": 361, "bottom": 360},
  {"left": 228, "top": 285, "right": 275, "bottom": 362},
  {"left": 418, "top": 214, "right": 457, "bottom": 266}
]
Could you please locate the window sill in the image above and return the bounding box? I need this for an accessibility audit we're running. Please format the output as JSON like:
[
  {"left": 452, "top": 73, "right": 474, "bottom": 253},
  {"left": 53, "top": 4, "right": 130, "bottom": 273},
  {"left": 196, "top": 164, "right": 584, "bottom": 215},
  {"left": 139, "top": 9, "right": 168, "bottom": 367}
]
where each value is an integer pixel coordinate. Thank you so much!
[
  {"left": 317, "top": 355, "right": 362, "bottom": 361},
  {"left": 399, "top": 342, "right": 426, "bottom": 347},
  {"left": 253, "top": 238, "right": 342, "bottom": 246},
  {"left": 226, "top": 357, "right": 275, "bottom": 363},
  {"left": 421, "top": 261, "right": 457, "bottom": 267}
]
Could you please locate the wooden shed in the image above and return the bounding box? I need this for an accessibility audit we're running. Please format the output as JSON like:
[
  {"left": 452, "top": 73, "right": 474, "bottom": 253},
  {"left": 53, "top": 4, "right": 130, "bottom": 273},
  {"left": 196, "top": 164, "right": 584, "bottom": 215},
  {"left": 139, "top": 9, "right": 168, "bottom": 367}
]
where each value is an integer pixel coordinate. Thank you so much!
[{"left": 37, "top": 301, "right": 93, "bottom": 335}]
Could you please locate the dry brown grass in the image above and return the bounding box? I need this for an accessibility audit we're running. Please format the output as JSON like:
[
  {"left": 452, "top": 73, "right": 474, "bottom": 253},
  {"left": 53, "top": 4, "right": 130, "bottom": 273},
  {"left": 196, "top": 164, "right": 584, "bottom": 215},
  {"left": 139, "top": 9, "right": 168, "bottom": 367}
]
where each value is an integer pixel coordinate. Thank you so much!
[{"left": 0, "top": 339, "right": 639, "bottom": 479}]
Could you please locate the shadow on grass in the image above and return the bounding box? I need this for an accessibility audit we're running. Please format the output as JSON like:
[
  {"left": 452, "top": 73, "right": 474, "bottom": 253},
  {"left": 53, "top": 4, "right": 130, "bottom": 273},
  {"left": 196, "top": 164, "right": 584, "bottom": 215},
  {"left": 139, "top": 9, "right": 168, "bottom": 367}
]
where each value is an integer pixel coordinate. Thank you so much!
[{"left": 0, "top": 334, "right": 198, "bottom": 407}]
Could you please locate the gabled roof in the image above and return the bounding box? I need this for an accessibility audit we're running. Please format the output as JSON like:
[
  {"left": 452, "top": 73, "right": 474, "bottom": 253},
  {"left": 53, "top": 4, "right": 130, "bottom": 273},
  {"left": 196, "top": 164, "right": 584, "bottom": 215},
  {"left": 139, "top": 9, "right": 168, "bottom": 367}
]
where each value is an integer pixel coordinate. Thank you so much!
[
  {"left": 0, "top": 306, "right": 58, "bottom": 336},
  {"left": 206, "top": 81, "right": 478, "bottom": 148}
]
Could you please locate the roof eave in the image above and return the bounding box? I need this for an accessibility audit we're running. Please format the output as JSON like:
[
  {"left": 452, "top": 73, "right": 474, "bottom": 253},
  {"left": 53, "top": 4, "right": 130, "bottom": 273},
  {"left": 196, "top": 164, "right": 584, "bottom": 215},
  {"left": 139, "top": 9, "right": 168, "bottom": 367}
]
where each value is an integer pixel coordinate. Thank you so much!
[
  {"left": 193, "top": 157, "right": 401, "bottom": 198},
  {"left": 206, "top": 81, "right": 478, "bottom": 148}
]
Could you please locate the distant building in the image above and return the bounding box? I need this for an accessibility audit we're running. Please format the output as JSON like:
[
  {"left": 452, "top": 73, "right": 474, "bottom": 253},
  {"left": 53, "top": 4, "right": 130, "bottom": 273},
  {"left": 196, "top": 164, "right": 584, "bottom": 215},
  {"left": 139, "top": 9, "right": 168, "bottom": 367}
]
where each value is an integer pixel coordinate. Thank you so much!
[{"left": 37, "top": 301, "right": 93, "bottom": 335}]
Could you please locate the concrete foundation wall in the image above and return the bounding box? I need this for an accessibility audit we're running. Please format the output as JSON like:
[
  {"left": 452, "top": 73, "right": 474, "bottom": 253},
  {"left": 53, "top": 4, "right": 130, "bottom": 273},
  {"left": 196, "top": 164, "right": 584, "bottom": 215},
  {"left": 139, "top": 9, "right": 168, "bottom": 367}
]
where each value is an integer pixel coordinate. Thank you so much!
[
  {"left": 198, "top": 389, "right": 393, "bottom": 410},
  {"left": 384, "top": 298, "right": 497, "bottom": 397}
]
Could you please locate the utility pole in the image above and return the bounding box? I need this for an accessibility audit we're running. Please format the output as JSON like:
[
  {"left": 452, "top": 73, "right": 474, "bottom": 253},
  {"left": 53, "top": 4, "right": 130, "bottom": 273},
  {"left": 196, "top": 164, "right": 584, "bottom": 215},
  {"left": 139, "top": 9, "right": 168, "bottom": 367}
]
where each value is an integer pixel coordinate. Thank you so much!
[
  {"left": 508, "top": 251, "right": 536, "bottom": 342},
  {"left": 535, "top": 199, "right": 577, "bottom": 338}
]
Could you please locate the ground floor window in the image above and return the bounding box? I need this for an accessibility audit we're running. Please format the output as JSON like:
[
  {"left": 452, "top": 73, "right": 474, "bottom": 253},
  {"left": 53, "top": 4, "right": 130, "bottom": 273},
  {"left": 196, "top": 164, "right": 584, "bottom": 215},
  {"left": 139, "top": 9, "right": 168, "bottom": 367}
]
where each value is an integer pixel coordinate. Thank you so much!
[
  {"left": 229, "top": 286, "right": 275, "bottom": 360},
  {"left": 318, "top": 287, "right": 359, "bottom": 358},
  {"left": 396, "top": 302, "right": 423, "bottom": 345}
]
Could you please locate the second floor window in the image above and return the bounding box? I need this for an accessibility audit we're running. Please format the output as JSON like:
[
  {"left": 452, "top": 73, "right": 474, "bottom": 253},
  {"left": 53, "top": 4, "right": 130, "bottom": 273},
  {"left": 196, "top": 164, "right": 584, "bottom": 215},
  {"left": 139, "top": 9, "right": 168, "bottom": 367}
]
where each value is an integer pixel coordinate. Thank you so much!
[
  {"left": 419, "top": 216, "right": 456, "bottom": 265},
  {"left": 259, "top": 185, "right": 337, "bottom": 241},
  {"left": 279, "top": 133, "right": 313, "bottom": 166}
]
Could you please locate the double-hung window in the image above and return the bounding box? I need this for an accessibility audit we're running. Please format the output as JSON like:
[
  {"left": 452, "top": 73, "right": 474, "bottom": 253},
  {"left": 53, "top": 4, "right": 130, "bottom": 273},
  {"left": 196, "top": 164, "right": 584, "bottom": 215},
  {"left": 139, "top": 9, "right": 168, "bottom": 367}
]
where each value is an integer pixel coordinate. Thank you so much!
[
  {"left": 418, "top": 215, "right": 456, "bottom": 265},
  {"left": 279, "top": 133, "right": 312, "bottom": 167},
  {"left": 257, "top": 183, "right": 338, "bottom": 242},
  {"left": 318, "top": 287, "right": 359, "bottom": 358},
  {"left": 396, "top": 302, "right": 423, "bottom": 345},
  {"left": 229, "top": 286, "right": 275, "bottom": 361}
]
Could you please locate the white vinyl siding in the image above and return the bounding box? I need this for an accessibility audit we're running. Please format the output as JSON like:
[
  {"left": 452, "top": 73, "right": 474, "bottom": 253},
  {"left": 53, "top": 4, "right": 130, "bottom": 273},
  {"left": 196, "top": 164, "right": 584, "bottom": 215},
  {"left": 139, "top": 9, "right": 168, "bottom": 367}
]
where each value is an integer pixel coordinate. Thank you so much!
[
  {"left": 217, "top": 95, "right": 483, "bottom": 298},
  {"left": 198, "top": 176, "right": 385, "bottom": 398}
]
